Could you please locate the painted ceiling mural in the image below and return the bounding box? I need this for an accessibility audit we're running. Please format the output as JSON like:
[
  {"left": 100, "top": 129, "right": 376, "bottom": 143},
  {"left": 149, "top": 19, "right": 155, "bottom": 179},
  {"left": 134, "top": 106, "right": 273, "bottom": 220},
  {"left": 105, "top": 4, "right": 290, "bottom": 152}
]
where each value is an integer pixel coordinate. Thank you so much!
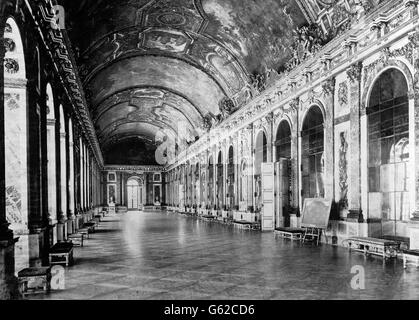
[{"left": 64, "top": 0, "right": 309, "bottom": 165}]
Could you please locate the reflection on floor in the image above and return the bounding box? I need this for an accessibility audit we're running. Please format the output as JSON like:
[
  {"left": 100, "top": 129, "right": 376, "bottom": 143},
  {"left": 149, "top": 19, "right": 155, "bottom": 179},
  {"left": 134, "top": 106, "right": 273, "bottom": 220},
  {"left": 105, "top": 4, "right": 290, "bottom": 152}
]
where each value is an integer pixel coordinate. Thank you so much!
[{"left": 30, "top": 211, "right": 419, "bottom": 300}]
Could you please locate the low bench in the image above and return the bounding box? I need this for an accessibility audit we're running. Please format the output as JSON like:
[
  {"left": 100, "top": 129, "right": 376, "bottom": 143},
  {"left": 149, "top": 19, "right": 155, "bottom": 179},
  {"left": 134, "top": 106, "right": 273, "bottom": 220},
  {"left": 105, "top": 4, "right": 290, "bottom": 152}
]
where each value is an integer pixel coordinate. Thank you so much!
[
  {"left": 275, "top": 227, "right": 305, "bottom": 240},
  {"left": 233, "top": 220, "right": 260, "bottom": 231},
  {"left": 402, "top": 249, "right": 419, "bottom": 268},
  {"left": 347, "top": 237, "right": 400, "bottom": 259},
  {"left": 201, "top": 215, "right": 216, "bottom": 222},
  {"left": 83, "top": 221, "right": 97, "bottom": 233},
  {"left": 18, "top": 267, "right": 51, "bottom": 296},
  {"left": 77, "top": 227, "right": 90, "bottom": 239},
  {"left": 49, "top": 242, "right": 74, "bottom": 267},
  {"left": 68, "top": 233, "right": 84, "bottom": 247}
]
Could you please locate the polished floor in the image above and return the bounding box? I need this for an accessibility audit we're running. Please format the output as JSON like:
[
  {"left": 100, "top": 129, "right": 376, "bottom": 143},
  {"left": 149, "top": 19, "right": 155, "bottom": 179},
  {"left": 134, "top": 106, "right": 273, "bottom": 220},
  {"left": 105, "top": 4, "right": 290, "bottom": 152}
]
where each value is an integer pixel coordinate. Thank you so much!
[{"left": 31, "top": 211, "right": 419, "bottom": 300}]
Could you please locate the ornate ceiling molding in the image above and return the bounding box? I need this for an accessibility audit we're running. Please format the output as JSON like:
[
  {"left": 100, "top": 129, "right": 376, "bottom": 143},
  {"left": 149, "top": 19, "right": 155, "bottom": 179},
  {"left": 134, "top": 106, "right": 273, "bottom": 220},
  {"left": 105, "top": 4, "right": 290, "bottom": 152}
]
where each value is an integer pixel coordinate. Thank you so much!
[
  {"left": 93, "top": 86, "right": 204, "bottom": 122},
  {"left": 79, "top": 30, "right": 246, "bottom": 97}
]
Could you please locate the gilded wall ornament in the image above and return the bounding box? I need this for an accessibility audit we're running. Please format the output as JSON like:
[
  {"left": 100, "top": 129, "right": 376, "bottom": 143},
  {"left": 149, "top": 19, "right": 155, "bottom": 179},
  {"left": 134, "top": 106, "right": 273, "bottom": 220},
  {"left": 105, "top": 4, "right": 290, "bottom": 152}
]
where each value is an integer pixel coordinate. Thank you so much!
[
  {"left": 289, "top": 97, "right": 300, "bottom": 110},
  {"left": 338, "top": 131, "right": 348, "bottom": 212},
  {"left": 5, "top": 93, "right": 20, "bottom": 110},
  {"left": 4, "top": 38, "right": 16, "bottom": 52},
  {"left": 338, "top": 82, "right": 348, "bottom": 106},
  {"left": 346, "top": 62, "right": 363, "bottom": 83},
  {"left": 322, "top": 77, "right": 336, "bottom": 96},
  {"left": 4, "top": 58, "right": 19, "bottom": 74}
]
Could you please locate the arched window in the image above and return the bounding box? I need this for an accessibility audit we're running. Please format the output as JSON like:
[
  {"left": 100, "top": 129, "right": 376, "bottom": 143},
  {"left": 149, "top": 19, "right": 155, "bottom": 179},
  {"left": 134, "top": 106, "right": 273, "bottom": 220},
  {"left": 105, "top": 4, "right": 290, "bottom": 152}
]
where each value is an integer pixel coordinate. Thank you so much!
[
  {"left": 255, "top": 131, "right": 267, "bottom": 176},
  {"left": 301, "top": 105, "right": 324, "bottom": 202},
  {"left": 200, "top": 170, "right": 206, "bottom": 206},
  {"left": 68, "top": 118, "right": 75, "bottom": 219},
  {"left": 367, "top": 68, "right": 409, "bottom": 223},
  {"left": 227, "top": 146, "right": 234, "bottom": 208},
  {"left": 275, "top": 120, "right": 292, "bottom": 222},
  {"left": 4, "top": 18, "right": 28, "bottom": 270},
  {"left": 217, "top": 151, "right": 224, "bottom": 209},
  {"left": 59, "top": 105, "right": 67, "bottom": 226},
  {"left": 194, "top": 163, "right": 199, "bottom": 204},
  {"left": 275, "top": 120, "right": 291, "bottom": 160},
  {"left": 208, "top": 156, "right": 214, "bottom": 207},
  {"left": 46, "top": 83, "right": 57, "bottom": 235}
]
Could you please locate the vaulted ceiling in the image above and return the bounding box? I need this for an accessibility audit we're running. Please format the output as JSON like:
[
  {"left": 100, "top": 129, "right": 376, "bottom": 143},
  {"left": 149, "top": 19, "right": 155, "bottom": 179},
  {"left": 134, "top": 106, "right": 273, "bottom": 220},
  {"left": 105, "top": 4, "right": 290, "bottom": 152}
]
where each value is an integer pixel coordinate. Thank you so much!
[{"left": 64, "top": 0, "right": 307, "bottom": 165}]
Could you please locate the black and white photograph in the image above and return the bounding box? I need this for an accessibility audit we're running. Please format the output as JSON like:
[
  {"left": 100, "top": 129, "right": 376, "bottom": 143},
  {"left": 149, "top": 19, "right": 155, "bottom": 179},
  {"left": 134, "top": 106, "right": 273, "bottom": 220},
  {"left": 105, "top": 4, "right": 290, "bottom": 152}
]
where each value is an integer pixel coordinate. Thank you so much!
[{"left": 1, "top": 0, "right": 419, "bottom": 307}]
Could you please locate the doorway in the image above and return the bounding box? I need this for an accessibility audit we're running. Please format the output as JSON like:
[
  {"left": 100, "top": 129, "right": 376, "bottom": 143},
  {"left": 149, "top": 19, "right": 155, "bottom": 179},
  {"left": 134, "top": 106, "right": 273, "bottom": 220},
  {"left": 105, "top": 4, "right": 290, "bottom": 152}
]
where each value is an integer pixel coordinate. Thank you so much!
[{"left": 127, "top": 178, "right": 142, "bottom": 210}]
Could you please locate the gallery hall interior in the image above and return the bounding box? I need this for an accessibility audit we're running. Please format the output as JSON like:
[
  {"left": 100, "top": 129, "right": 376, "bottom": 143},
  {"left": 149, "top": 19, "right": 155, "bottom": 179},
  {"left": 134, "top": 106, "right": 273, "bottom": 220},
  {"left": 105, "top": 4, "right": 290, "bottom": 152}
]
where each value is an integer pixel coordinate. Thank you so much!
[{"left": 3, "top": 0, "right": 419, "bottom": 300}]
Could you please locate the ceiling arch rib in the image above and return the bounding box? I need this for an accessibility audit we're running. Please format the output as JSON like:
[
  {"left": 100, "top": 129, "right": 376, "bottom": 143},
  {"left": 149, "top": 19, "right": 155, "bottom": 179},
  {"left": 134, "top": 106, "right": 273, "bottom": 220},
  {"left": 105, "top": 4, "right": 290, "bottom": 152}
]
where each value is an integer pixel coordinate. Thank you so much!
[
  {"left": 94, "top": 101, "right": 200, "bottom": 143},
  {"left": 87, "top": 55, "right": 224, "bottom": 118},
  {"left": 98, "top": 118, "right": 190, "bottom": 146},
  {"left": 93, "top": 86, "right": 204, "bottom": 125}
]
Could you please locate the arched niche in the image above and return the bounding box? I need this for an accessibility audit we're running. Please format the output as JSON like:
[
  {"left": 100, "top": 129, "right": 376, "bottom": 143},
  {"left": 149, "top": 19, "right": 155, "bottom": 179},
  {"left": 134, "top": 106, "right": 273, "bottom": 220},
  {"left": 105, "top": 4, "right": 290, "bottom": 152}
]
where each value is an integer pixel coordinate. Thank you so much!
[
  {"left": 4, "top": 17, "right": 28, "bottom": 232},
  {"left": 255, "top": 130, "right": 267, "bottom": 176},
  {"left": 366, "top": 68, "right": 410, "bottom": 230},
  {"left": 275, "top": 120, "right": 291, "bottom": 161},
  {"left": 4, "top": 17, "right": 29, "bottom": 273},
  {"left": 46, "top": 82, "right": 58, "bottom": 237},
  {"left": 301, "top": 105, "right": 324, "bottom": 203}
]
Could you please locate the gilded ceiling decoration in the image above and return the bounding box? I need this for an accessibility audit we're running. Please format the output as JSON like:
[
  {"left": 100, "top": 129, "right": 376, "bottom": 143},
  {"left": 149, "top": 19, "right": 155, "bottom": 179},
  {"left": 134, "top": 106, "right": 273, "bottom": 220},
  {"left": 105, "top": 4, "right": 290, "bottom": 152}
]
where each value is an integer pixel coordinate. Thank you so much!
[{"left": 64, "top": 0, "right": 308, "bottom": 164}]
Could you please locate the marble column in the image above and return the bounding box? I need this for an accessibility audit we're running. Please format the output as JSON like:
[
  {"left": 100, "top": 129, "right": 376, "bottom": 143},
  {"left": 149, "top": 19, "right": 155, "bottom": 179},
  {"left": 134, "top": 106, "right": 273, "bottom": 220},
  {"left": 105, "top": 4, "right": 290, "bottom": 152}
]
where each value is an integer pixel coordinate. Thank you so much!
[{"left": 346, "top": 63, "right": 363, "bottom": 222}]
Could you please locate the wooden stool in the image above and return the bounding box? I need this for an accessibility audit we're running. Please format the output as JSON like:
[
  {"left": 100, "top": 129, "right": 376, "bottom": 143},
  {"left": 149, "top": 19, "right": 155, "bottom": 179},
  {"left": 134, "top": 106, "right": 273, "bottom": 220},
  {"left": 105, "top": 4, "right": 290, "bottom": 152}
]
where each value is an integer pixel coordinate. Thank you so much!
[
  {"left": 347, "top": 237, "right": 400, "bottom": 259},
  {"left": 68, "top": 233, "right": 84, "bottom": 247},
  {"left": 402, "top": 249, "right": 419, "bottom": 268},
  {"left": 275, "top": 227, "right": 305, "bottom": 240},
  {"left": 83, "top": 222, "right": 96, "bottom": 233},
  {"left": 78, "top": 227, "right": 90, "bottom": 239},
  {"left": 18, "top": 267, "right": 51, "bottom": 296},
  {"left": 49, "top": 242, "right": 74, "bottom": 267}
]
